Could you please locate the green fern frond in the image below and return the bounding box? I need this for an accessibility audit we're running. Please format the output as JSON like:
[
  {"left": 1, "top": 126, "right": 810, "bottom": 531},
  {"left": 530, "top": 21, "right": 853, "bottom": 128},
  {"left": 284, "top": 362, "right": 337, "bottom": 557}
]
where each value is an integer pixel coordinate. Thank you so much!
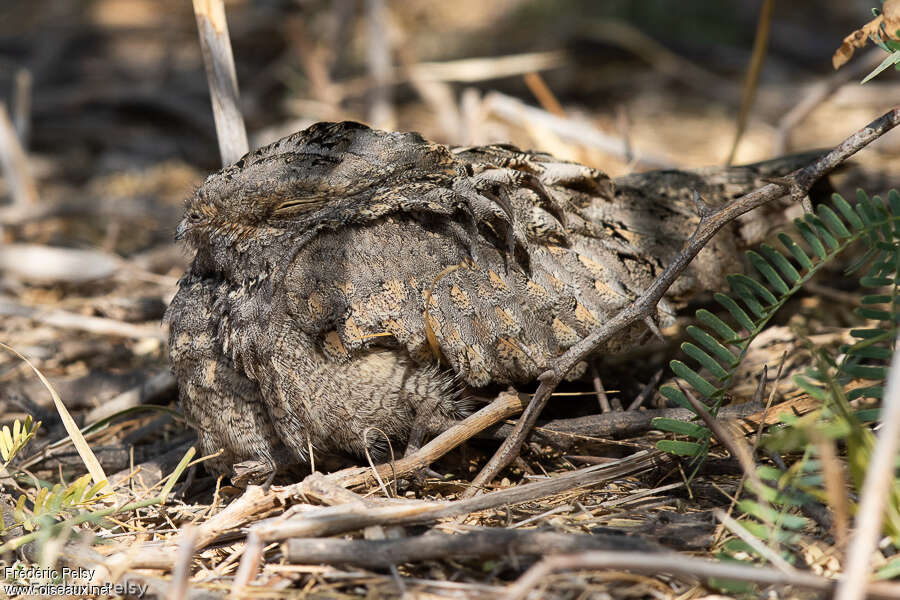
[{"left": 653, "top": 189, "right": 899, "bottom": 460}]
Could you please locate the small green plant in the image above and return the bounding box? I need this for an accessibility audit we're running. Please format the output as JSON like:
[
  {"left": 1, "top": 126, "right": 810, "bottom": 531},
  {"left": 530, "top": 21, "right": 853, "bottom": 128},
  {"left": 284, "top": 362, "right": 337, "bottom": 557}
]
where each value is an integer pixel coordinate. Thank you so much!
[
  {"left": 655, "top": 189, "right": 900, "bottom": 574},
  {"left": 863, "top": 2, "right": 900, "bottom": 83},
  {"left": 655, "top": 190, "right": 899, "bottom": 463},
  {"left": 9, "top": 474, "right": 111, "bottom": 533},
  {"left": 0, "top": 416, "right": 40, "bottom": 469}
]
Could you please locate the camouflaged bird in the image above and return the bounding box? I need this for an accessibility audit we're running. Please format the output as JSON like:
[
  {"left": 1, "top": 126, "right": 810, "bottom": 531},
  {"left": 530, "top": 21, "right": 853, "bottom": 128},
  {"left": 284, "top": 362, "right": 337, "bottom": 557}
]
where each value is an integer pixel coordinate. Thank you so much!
[{"left": 166, "top": 121, "right": 816, "bottom": 483}]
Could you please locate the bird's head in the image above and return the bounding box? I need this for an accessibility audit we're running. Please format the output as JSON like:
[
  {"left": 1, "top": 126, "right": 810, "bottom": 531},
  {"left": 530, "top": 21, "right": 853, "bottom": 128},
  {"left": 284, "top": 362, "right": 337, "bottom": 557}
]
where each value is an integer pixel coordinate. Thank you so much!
[{"left": 175, "top": 121, "right": 457, "bottom": 259}]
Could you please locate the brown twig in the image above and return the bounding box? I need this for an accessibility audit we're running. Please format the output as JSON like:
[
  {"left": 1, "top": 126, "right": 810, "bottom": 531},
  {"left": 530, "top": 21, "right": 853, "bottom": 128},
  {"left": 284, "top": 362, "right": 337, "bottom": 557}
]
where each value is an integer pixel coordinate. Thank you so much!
[
  {"left": 523, "top": 72, "right": 566, "bottom": 118},
  {"left": 503, "top": 550, "right": 900, "bottom": 600},
  {"left": 465, "top": 107, "right": 900, "bottom": 498},
  {"left": 812, "top": 430, "right": 850, "bottom": 555},
  {"left": 713, "top": 508, "right": 796, "bottom": 574},
  {"left": 84, "top": 371, "right": 176, "bottom": 424},
  {"left": 255, "top": 450, "right": 664, "bottom": 543},
  {"left": 726, "top": 0, "right": 773, "bottom": 165},
  {"left": 329, "top": 390, "right": 527, "bottom": 489},
  {"left": 626, "top": 369, "right": 663, "bottom": 411},
  {"left": 480, "top": 398, "right": 766, "bottom": 449},
  {"left": 582, "top": 21, "right": 738, "bottom": 105},
  {"left": 334, "top": 51, "right": 566, "bottom": 98},
  {"left": 12, "top": 69, "right": 32, "bottom": 147},
  {"left": 590, "top": 364, "right": 612, "bottom": 413},
  {"left": 283, "top": 528, "right": 662, "bottom": 568},
  {"left": 192, "top": 0, "right": 248, "bottom": 166},
  {"left": 675, "top": 382, "right": 758, "bottom": 484},
  {"left": 102, "top": 450, "right": 664, "bottom": 572}
]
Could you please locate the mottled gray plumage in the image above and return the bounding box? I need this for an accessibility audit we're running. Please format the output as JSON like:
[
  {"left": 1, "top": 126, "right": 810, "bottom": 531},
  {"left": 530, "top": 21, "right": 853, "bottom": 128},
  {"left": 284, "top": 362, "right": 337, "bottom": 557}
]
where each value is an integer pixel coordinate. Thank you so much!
[{"left": 166, "top": 121, "right": 810, "bottom": 482}]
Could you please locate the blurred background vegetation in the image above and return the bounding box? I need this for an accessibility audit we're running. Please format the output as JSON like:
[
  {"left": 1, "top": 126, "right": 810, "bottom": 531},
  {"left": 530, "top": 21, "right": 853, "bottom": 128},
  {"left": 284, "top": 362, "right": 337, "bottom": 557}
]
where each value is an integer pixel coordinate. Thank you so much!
[{"left": 0, "top": 0, "right": 894, "bottom": 178}]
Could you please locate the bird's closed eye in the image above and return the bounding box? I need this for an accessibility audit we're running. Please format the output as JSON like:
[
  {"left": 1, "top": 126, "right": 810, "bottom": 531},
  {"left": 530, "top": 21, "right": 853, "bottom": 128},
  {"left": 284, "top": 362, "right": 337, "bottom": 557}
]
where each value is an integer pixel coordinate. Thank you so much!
[
  {"left": 273, "top": 197, "right": 328, "bottom": 215},
  {"left": 188, "top": 211, "right": 204, "bottom": 223}
]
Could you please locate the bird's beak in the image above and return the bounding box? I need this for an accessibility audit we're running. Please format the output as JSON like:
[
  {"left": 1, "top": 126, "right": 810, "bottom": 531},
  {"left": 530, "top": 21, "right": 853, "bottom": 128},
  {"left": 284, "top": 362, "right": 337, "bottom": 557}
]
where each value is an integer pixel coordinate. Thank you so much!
[{"left": 174, "top": 219, "right": 189, "bottom": 241}]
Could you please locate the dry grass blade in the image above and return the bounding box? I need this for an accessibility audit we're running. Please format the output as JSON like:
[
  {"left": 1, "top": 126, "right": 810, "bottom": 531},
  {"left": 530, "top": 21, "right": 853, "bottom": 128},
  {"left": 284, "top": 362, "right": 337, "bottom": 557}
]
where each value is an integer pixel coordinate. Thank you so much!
[
  {"left": 812, "top": 430, "right": 850, "bottom": 554},
  {"left": 726, "top": 0, "right": 773, "bottom": 165},
  {"left": 192, "top": 0, "right": 248, "bottom": 166},
  {"left": 0, "top": 102, "right": 38, "bottom": 205},
  {"left": 0, "top": 341, "right": 106, "bottom": 485},
  {"left": 523, "top": 72, "right": 566, "bottom": 118}
]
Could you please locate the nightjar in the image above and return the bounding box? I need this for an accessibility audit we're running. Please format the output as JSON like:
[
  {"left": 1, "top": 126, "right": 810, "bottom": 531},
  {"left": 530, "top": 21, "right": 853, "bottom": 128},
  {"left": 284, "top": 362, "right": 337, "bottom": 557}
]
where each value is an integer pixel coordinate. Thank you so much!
[{"left": 166, "top": 121, "right": 813, "bottom": 482}]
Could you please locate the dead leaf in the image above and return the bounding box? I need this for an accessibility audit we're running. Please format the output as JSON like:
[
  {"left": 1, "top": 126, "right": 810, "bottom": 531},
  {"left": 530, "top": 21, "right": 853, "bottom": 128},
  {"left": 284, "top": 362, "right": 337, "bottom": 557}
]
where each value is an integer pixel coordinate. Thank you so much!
[{"left": 833, "top": 0, "right": 900, "bottom": 69}]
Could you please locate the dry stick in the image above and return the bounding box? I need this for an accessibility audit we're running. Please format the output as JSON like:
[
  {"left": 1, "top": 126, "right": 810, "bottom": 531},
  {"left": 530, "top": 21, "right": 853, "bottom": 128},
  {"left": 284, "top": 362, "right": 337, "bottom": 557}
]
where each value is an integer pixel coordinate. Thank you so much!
[
  {"left": 283, "top": 528, "right": 662, "bottom": 568},
  {"left": 103, "top": 485, "right": 277, "bottom": 572},
  {"left": 100, "top": 394, "right": 528, "bottom": 571},
  {"left": 404, "top": 64, "right": 461, "bottom": 142},
  {"left": 12, "top": 69, "right": 32, "bottom": 146},
  {"left": 192, "top": 0, "right": 248, "bottom": 166},
  {"left": 255, "top": 451, "right": 664, "bottom": 543},
  {"left": 84, "top": 370, "right": 176, "bottom": 424},
  {"left": 726, "top": 0, "right": 773, "bottom": 165},
  {"left": 170, "top": 525, "right": 198, "bottom": 600},
  {"left": 626, "top": 369, "right": 663, "bottom": 411},
  {"left": 483, "top": 92, "right": 674, "bottom": 169},
  {"left": 583, "top": 21, "right": 738, "bottom": 105},
  {"left": 675, "top": 382, "right": 761, "bottom": 491},
  {"left": 328, "top": 390, "right": 527, "bottom": 489},
  {"left": 0, "top": 298, "right": 167, "bottom": 341},
  {"left": 590, "top": 364, "right": 612, "bottom": 413},
  {"left": 523, "top": 72, "right": 566, "bottom": 118},
  {"left": 366, "top": 0, "right": 394, "bottom": 130},
  {"left": 713, "top": 354, "right": 787, "bottom": 547},
  {"left": 835, "top": 331, "right": 900, "bottom": 600},
  {"left": 482, "top": 392, "right": 814, "bottom": 449},
  {"left": 464, "top": 107, "right": 900, "bottom": 499},
  {"left": 106, "top": 450, "right": 663, "bottom": 572},
  {"left": 335, "top": 51, "right": 566, "bottom": 97},
  {"left": 0, "top": 103, "right": 38, "bottom": 205},
  {"left": 502, "top": 551, "right": 900, "bottom": 600},
  {"left": 677, "top": 379, "right": 784, "bottom": 552},
  {"left": 229, "top": 532, "right": 263, "bottom": 600},
  {"left": 393, "top": 36, "right": 462, "bottom": 143},
  {"left": 811, "top": 430, "right": 850, "bottom": 554},
  {"left": 713, "top": 508, "right": 796, "bottom": 575}
]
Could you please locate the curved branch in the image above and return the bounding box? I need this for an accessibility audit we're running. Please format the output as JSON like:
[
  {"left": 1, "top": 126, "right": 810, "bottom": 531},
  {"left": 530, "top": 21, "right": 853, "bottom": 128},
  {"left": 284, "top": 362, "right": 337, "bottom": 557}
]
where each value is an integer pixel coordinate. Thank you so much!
[{"left": 465, "top": 107, "right": 900, "bottom": 497}]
